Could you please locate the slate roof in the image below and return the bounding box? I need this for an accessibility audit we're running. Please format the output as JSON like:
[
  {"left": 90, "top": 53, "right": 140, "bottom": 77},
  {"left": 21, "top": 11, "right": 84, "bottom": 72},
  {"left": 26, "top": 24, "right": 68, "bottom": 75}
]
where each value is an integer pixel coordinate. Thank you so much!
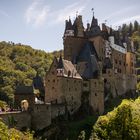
[
  {"left": 65, "top": 19, "right": 73, "bottom": 31},
  {"left": 15, "top": 86, "right": 34, "bottom": 95},
  {"left": 77, "top": 41, "right": 99, "bottom": 79},
  {"left": 33, "top": 74, "right": 44, "bottom": 90},
  {"left": 57, "top": 56, "right": 82, "bottom": 79}
]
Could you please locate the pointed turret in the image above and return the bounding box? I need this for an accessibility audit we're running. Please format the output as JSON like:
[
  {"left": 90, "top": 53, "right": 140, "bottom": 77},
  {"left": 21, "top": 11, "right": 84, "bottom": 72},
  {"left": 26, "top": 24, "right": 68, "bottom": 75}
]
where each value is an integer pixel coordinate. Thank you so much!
[
  {"left": 102, "top": 23, "right": 109, "bottom": 40},
  {"left": 72, "top": 15, "right": 84, "bottom": 37},
  {"left": 109, "top": 27, "right": 113, "bottom": 36},
  {"left": 57, "top": 55, "right": 64, "bottom": 69},
  {"left": 56, "top": 55, "right": 64, "bottom": 76},
  {"left": 85, "top": 23, "right": 90, "bottom": 37},
  {"left": 91, "top": 15, "right": 98, "bottom": 28},
  {"left": 89, "top": 13, "right": 101, "bottom": 37},
  {"left": 64, "top": 18, "right": 74, "bottom": 37}
]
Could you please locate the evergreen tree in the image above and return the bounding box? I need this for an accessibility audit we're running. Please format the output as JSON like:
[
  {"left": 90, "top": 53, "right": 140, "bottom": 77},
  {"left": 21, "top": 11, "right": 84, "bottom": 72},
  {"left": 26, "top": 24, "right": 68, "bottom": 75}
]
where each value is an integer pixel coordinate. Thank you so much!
[
  {"left": 134, "top": 20, "right": 139, "bottom": 31},
  {"left": 129, "top": 22, "right": 133, "bottom": 36}
]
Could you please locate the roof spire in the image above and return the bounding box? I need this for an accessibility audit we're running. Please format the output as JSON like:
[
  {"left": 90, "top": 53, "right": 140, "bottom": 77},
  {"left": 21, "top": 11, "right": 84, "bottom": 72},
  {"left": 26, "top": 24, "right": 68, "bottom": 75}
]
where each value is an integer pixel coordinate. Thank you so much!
[
  {"left": 104, "top": 20, "right": 107, "bottom": 25},
  {"left": 91, "top": 8, "right": 94, "bottom": 17},
  {"left": 76, "top": 11, "right": 78, "bottom": 17}
]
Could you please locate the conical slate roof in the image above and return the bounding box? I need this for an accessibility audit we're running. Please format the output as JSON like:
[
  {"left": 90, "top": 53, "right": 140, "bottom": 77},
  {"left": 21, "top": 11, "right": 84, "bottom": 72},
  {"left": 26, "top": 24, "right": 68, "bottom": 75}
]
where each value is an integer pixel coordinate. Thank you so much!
[{"left": 77, "top": 41, "right": 99, "bottom": 79}]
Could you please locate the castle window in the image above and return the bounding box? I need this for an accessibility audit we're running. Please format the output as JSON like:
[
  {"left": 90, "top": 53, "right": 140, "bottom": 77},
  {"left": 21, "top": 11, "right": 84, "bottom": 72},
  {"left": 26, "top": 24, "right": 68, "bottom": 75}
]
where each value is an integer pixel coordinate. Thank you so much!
[
  {"left": 124, "top": 62, "right": 125, "bottom": 66},
  {"left": 69, "top": 88, "right": 71, "bottom": 91},
  {"left": 119, "top": 61, "right": 121, "bottom": 65},
  {"left": 83, "top": 83, "right": 88, "bottom": 87},
  {"left": 60, "top": 70, "right": 63, "bottom": 73},
  {"left": 104, "top": 79, "right": 107, "bottom": 83},
  {"left": 120, "top": 69, "right": 122, "bottom": 73},
  {"left": 71, "top": 96, "right": 73, "bottom": 100},
  {"left": 115, "top": 59, "right": 117, "bottom": 64},
  {"left": 95, "top": 82, "right": 97, "bottom": 86},
  {"left": 53, "top": 79, "right": 55, "bottom": 83},
  {"left": 95, "top": 93, "right": 97, "bottom": 96},
  {"left": 68, "top": 70, "right": 71, "bottom": 77}
]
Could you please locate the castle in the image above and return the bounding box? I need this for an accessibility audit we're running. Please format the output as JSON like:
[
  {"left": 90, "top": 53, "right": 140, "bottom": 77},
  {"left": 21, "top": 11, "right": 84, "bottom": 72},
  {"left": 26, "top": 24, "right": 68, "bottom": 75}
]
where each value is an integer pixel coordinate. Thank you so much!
[
  {"left": 0, "top": 12, "right": 137, "bottom": 132},
  {"left": 45, "top": 13, "right": 137, "bottom": 115}
]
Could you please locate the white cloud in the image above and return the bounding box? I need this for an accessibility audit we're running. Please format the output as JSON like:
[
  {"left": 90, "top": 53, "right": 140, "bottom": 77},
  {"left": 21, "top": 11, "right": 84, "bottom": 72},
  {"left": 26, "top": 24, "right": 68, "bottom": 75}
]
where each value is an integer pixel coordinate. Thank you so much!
[
  {"left": 25, "top": 0, "right": 88, "bottom": 27},
  {"left": 56, "top": 3, "right": 85, "bottom": 23},
  {"left": 25, "top": 0, "right": 50, "bottom": 27},
  {"left": 113, "top": 15, "right": 140, "bottom": 26},
  {"left": 49, "top": 1, "right": 87, "bottom": 25},
  {"left": 104, "top": 6, "right": 135, "bottom": 21}
]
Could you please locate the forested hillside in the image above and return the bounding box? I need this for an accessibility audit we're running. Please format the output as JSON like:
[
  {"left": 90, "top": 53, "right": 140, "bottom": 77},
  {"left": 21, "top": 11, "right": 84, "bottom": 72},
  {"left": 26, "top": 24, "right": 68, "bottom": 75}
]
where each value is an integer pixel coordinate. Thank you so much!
[{"left": 0, "top": 41, "right": 63, "bottom": 103}]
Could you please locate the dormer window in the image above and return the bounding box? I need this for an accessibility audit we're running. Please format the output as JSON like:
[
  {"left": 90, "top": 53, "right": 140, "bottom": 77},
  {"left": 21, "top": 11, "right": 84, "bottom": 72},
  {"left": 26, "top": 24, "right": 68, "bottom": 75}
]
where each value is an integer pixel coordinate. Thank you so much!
[{"left": 57, "top": 69, "right": 64, "bottom": 76}]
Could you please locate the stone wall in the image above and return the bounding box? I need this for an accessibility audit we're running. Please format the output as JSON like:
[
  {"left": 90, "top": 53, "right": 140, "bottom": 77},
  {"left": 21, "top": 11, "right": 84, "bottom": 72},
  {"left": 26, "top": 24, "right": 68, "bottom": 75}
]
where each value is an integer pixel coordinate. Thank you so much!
[
  {"left": 45, "top": 58, "right": 63, "bottom": 103},
  {"left": 31, "top": 104, "right": 51, "bottom": 130},
  {"left": 0, "top": 111, "right": 31, "bottom": 130},
  {"left": 51, "top": 103, "right": 65, "bottom": 119},
  {"left": 64, "top": 37, "right": 87, "bottom": 61},
  {"left": 89, "top": 78, "right": 104, "bottom": 115},
  {"left": 111, "top": 48, "right": 126, "bottom": 74},
  {"left": 126, "top": 52, "right": 136, "bottom": 75},
  {"left": 61, "top": 77, "right": 82, "bottom": 114},
  {"left": 0, "top": 104, "right": 52, "bottom": 131},
  {"left": 89, "top": 36, "right": 105, "bottom": 63}
]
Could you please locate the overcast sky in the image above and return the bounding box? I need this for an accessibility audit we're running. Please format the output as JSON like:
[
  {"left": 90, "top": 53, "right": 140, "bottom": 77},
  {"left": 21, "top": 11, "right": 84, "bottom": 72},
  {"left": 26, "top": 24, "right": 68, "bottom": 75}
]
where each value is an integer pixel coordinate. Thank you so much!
[{"left": 0, "top": 0, "right": 140, "bottom": 52}]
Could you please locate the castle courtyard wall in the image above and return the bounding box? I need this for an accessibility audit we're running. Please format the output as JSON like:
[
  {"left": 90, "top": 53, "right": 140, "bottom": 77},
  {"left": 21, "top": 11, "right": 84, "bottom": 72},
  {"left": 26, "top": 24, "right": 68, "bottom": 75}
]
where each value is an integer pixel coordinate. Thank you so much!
[
  {"left": 0, "top": 111, "right": 31, "bottom": 130},
  {"left": 31, "top": 104, "right": 51, "bottom": 130}
]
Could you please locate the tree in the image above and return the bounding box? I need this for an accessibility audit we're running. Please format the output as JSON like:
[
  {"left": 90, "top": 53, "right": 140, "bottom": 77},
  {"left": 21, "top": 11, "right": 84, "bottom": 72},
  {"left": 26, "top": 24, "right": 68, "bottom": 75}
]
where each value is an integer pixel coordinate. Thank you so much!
[
  {"left": 0, "top": 118, "right": 34, "bottom": 140},
  {"left": 91, "top": 98, "right": 140, "bottom": 140},
  {"left": 129, "top": 22, "right": 133, "bottom": 36},
  {"left": 134, "top": 20, "right": 139, "bottom": 32}
]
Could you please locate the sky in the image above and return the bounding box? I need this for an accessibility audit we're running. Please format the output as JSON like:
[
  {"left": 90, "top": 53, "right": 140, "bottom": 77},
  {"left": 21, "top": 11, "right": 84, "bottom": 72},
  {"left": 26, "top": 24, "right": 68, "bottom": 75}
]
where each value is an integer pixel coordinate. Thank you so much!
[{"left": 0, "top": 0, "right": 140, "bottom": 52}]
